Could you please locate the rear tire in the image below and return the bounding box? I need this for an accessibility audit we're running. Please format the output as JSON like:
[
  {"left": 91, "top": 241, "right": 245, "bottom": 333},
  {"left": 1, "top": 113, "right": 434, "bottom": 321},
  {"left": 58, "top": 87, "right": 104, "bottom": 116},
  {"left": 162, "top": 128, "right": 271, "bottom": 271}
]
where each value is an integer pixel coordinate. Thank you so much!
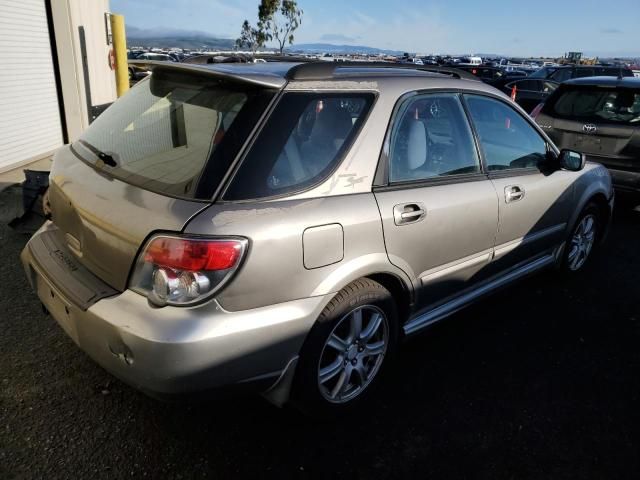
[
  {"left": 291, "top": 279, "right": 398, "bottom": 417},
  {"left": 560, "top": 202, "right": 600, "bottom": 273}
]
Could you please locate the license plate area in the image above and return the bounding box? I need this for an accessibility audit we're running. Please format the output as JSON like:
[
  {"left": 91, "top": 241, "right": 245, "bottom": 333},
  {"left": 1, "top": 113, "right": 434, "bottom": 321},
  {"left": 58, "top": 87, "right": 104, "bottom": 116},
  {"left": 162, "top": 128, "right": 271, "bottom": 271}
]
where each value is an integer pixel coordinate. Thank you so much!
[
  {"left": 574, "top": 134, "right": 619, "bottom": 155},
  {"left": 36, "top": 271, "right": 80, "bottom": 345}
]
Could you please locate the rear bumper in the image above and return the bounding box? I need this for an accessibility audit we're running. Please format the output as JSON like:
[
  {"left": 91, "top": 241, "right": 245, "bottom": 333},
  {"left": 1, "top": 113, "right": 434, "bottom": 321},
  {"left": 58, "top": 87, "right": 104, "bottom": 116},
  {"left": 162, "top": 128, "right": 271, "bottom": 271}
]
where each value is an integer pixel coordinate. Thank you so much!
[{"left": 21, "top": 222, "right": 327, "bottom": 397}]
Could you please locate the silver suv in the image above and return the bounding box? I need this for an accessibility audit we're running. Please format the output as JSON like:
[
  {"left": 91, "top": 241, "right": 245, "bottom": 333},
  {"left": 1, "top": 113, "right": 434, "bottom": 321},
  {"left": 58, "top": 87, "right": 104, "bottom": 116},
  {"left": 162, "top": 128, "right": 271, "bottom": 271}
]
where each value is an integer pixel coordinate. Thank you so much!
[{"left": 21, "top": 62, "right": 613, "bottom": 415}]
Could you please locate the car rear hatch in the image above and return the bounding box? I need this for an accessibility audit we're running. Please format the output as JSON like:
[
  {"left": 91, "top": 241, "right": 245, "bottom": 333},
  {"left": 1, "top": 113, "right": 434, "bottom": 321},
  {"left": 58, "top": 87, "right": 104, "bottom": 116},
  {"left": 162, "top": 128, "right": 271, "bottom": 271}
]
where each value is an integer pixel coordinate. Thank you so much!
[
  {"left": 46, "top": 65, "right": 279, "bottom": 291},
  {"left": 540, "top": 84, "right": 640, "bottom": 172}
]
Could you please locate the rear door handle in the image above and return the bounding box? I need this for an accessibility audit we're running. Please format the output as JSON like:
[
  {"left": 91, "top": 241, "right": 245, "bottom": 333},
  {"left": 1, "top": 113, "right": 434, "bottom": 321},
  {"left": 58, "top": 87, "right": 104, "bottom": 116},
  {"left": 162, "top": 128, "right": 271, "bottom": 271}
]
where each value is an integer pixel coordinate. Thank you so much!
[
  {"left": 505, "top": 185, "right": 525, "bottom": 203},
  {"left": 393, "top": 203, "right": 426, "bottom": 225}
]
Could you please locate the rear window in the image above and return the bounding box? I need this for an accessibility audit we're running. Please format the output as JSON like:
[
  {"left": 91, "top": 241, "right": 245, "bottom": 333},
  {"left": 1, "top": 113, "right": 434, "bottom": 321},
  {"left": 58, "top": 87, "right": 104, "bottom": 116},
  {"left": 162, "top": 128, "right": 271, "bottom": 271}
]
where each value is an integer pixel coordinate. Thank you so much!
[
  {"left": 74, "top": 68, "right": 275, "bottom": 200},
  {"left": 547, "top": 86, "right": 640, "bottom": 125},
  {"left": 224, "top": 92, "right": 374, "bottom": 200}
]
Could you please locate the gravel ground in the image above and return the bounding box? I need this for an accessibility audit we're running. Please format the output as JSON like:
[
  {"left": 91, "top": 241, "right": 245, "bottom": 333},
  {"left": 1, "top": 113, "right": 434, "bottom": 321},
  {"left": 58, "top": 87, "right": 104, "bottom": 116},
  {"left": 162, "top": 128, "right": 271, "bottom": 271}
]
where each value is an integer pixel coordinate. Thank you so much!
[{"left": 2, "top": 201, "right": 640, "bottom": 479}]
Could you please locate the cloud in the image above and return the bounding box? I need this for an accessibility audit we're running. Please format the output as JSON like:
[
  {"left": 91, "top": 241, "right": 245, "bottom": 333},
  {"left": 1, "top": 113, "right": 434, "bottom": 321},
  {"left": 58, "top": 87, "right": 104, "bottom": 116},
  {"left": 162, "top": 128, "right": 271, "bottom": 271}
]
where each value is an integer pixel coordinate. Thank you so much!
[
  {"left": 600, "top": 27, "right": 623, "bottom": 34},
  {"left": 295, "top": 6, "right": 459, "bottom": 54},
  {"left": 319, "top": 33, "right": 358, "bottom": 43}
]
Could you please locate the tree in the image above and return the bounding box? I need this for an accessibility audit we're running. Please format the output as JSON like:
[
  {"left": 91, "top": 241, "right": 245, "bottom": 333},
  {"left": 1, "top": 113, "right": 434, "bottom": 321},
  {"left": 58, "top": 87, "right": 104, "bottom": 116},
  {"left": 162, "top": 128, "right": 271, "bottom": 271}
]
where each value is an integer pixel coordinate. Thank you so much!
[
  {"left": 235, "top": 20, "right": 267, "bottom": 53},
  {"left": 258, "top": 0, "right": 303, "bottom": 55}
]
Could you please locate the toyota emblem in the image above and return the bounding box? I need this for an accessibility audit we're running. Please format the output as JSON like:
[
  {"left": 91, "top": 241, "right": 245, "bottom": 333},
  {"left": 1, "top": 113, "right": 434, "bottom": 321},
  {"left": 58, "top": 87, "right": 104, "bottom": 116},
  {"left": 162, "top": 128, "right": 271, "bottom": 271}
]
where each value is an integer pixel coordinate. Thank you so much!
[{"left": 583, "top": 124, "right": 597, "bottom": 134}]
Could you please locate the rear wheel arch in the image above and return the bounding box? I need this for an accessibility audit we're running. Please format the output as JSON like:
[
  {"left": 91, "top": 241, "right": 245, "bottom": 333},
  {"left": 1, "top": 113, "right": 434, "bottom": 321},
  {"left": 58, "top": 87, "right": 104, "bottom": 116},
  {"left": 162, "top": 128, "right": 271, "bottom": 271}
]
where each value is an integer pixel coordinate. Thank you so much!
[{"left": 365, "top": 273, "right": 412, "bottom": 326}]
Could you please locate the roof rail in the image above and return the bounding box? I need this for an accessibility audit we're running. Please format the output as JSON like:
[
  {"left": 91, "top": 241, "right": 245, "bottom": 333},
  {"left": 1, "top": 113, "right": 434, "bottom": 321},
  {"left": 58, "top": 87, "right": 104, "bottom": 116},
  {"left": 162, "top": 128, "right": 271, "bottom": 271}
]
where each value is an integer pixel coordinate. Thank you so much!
[
  {"left": 255, "top": 54, "right": 319, "bottom": 63},
  {"left": 285, "top": 61, "right": 479, "bottom": 81}
]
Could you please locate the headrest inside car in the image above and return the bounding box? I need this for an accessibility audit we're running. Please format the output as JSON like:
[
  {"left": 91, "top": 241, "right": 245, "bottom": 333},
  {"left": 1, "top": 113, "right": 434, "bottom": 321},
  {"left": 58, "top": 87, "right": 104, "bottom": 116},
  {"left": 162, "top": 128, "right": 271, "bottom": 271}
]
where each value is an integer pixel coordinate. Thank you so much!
[{"left": 407, "top": 120, "right": 427, "bottom": 170}]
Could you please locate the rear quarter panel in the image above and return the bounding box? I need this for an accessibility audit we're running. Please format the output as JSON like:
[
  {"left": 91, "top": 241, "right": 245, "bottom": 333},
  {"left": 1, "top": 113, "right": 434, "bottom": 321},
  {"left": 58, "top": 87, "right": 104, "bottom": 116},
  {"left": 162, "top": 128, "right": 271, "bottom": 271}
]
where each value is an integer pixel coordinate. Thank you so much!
[{"left": 184, "top": 194, "right": 412, "bottom": 311}]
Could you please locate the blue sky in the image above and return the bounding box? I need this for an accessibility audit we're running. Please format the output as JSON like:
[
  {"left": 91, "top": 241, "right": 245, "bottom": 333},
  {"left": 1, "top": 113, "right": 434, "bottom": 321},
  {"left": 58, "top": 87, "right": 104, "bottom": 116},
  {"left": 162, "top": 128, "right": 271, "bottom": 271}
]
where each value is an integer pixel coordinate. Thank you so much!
[{"left": 111, "top": 0, "right": 639, "bottom": 57}]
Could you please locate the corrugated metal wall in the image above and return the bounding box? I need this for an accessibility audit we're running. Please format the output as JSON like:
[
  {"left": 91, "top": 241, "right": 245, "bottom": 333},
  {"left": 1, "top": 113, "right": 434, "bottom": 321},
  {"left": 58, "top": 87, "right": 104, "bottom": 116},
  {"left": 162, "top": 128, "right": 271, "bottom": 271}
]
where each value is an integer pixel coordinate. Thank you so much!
[{"left": 0, "top": 0, "right": 63, "bottom": 172}]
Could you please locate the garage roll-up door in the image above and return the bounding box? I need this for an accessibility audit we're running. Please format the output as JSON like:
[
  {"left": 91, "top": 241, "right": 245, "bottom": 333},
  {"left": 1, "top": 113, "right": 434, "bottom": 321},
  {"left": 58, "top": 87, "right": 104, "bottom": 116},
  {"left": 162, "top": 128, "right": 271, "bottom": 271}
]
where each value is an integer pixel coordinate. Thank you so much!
[{"left": 0, "top": 0, "right": 63, "bottom": 172}]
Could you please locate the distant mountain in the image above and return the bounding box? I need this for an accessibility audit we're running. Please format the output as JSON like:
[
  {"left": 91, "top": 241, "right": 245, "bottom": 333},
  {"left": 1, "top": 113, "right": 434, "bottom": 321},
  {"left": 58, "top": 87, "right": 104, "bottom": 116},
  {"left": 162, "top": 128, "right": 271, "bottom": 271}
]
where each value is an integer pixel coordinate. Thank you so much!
[
  {"left": 288, "top": 43, "right": 403, "bottom": 56},
  {"left": 125, "top": 26, "right": 403, "bottom": 55},
  {"left": 126, "top": 26, "right": 235, "bottom": 50}
]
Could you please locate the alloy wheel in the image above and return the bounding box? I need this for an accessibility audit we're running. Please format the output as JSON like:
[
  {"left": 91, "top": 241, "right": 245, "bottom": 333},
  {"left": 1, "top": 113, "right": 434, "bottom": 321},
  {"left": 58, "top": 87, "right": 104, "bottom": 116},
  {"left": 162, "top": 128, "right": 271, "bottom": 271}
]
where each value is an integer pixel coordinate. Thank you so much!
[
  {"left": 567, "top": 214, "right": 596, "bottom": 271},
  {"left": 317, "top": 305, "right": 389, "bottom": 404}
]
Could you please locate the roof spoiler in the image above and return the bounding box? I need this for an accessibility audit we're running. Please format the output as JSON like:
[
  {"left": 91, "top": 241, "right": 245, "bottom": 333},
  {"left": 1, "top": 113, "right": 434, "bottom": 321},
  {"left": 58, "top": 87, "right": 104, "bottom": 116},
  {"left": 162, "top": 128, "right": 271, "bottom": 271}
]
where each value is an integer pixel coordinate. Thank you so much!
[
  {"left": 285, "top": 61, "right": 479, "bottom": 81},
  {"left": 128, "top": 60, "right": 286, "bottom": 88}
]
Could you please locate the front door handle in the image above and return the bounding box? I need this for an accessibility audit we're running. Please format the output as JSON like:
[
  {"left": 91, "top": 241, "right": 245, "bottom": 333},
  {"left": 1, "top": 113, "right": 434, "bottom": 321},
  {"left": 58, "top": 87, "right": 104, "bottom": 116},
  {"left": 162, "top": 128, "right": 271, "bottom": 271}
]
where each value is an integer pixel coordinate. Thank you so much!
[
  {"left": 505, "top": 185, "right": 525, "bottom": 203},
  {"left": 393, "top": 203, "right": 426, "bottom": 225}
]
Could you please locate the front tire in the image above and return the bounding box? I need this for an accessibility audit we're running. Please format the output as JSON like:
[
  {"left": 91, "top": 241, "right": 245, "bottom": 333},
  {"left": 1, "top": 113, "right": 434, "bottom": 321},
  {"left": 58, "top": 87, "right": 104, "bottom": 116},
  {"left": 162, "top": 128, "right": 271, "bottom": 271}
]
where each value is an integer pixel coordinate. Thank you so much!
[
  {"left": 561, "top": 203, "right": 600, "bottom": 272},
  {"left": 291, "top": 279, "right": 398, "bottom": 416}
]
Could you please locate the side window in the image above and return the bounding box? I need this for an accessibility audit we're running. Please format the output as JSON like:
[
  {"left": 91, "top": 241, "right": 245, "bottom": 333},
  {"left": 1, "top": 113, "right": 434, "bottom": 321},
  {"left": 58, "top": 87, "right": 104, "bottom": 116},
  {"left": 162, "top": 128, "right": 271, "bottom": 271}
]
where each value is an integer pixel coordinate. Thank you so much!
[
  {"left": 388, "top": 93, "right": 480, "bottom": 183},
  {"left": 510, "top": 80, "right": 538, "bottom": 92},
  {"left": 575, "top": 68, "right": 595, "bottom": 78},
  {"left": 224, "top": 93, "right": 373, "bottom": 200},
  {"left": 550, "top": 69, "right": 572, "bottom": 83},
  {"left": 464, "top": 95, "right": 547, "bottom": 171}
]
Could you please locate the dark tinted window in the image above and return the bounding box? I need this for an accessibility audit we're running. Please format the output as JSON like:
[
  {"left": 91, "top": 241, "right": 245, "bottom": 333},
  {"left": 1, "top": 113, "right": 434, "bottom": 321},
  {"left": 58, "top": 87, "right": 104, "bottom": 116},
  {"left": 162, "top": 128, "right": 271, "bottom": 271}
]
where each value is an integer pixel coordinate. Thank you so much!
[
  {"left": 548, "top": 86, "right": 640, "bottom": 125},
  {"left": 550, "top": 68, "right": 572, "bottom": 82},
  {"left": 388, "top": 94, "right": 480, "bottom": 182},
  {"left": 464, "top": 95, "right": 547, "bottom": 170},
  {"left": 593, "top": 67, "right": 633, "bottom": 77},
  {"left": 225, "top": 93, "right": 374, "bottom": 200},
  {"left": 76, "top": 68, "right": 275, "bottom": 199},
  {"left": 529, "top": 67, "right": 558, "bottom": 79},
  {"left": 510, "top": 80, "right": 540, "bottom": 91},
  {"left": 575, "top": 68, "right": 595, "bottom": 78}
]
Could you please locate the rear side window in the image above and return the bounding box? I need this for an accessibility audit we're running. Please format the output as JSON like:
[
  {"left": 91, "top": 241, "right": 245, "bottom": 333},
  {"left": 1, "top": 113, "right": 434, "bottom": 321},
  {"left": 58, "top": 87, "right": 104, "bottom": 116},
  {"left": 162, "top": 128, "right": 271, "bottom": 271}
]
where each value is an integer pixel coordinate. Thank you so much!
[
  {"left": 75, "top": 68, "right": 275, "bottom": 199},
  {"left": 224, "top": 92, "right": 374, "bottom": 200},
  {"left": 388, "top": 93, "right": 480, "bottom": 182},
  {"left": 464, "top": 95, "right": 547, "bottom": 171},
  {"left": 547, "top": 86, "right": 640, "bottom": 125}
]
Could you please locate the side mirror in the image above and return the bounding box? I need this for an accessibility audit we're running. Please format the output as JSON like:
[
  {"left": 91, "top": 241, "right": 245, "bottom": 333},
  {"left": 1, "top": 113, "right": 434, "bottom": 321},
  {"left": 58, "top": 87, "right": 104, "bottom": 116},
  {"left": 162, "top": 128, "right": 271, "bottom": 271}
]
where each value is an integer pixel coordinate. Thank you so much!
[{"left": 559, "top": 149, "right": 586, "bottom": 171}]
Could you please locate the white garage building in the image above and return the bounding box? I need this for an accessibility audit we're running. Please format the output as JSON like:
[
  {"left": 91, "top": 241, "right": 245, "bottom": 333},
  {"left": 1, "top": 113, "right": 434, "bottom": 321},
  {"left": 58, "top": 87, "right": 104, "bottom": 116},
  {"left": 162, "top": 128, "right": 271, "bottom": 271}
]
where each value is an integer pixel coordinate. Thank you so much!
[{"left": 0, "top": 0, "right": 117, "bottom": 173}]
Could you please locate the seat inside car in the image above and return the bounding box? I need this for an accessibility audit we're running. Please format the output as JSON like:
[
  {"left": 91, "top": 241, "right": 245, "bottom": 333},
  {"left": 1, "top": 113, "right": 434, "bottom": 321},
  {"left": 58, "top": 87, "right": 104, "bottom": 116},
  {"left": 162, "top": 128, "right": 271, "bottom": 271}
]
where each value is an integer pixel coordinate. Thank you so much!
[
  {"left": 391, "top": 118, "right": 430, "bottom": 181},
  {"left": 300, "top": 102, "right": 354, "bottom": 176}
]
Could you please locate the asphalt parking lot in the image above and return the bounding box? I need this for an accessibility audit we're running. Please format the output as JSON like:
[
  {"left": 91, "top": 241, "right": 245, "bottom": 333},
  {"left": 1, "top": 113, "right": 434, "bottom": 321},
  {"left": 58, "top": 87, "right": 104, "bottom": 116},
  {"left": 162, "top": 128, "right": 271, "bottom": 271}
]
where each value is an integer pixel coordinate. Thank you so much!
[{"left": 2, "top": 199, "right": 640, "bottom": 479}]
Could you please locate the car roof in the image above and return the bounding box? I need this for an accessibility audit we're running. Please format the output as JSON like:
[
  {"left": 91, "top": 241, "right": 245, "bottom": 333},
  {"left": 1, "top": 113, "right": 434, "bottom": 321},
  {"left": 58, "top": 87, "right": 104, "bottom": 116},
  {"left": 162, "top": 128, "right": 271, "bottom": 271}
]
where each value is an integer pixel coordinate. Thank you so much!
[
  {"left": 140, "top": 61, "right": 479, "bottom": 89},
  {"left": 556, "top": 65, "right": 627, "bottom": 69},
  {"left": 563, "top": 76, "right": 640, "bottom": 88}
]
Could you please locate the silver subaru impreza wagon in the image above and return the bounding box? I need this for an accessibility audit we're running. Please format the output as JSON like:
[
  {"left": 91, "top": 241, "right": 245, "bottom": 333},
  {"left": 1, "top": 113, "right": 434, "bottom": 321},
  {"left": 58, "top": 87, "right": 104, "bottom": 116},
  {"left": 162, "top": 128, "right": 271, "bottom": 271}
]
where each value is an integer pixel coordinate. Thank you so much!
[{"left": 21, "top": 61, "right": 613, "bottom": 415}]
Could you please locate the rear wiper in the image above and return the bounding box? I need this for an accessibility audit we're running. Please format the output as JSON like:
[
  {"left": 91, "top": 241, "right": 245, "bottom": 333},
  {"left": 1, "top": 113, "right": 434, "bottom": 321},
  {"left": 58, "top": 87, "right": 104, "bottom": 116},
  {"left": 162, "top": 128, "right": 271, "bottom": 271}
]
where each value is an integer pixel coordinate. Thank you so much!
[{"left": 78, "top": 140, "right": 117, "bottom": 167}]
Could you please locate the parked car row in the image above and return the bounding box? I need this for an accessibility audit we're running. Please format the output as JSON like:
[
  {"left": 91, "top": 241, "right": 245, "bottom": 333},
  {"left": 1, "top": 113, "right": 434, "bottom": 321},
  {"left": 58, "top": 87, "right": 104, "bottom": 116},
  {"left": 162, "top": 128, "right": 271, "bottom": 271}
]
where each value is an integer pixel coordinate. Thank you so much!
[
  {"left": 452, "top": 64, "right": 635, "bottom": 113},
  {"left": 22, "top": 61, "right": 618, "bottom": 416},
  {"left": 534, "top": 76, "right": 640, "bottom": 194}
]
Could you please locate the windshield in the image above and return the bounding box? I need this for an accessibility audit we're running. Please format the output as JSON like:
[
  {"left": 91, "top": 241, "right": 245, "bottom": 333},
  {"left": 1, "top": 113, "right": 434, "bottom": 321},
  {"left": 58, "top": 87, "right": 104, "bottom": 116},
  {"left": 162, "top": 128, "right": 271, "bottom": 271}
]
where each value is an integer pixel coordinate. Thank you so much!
[
  {"left": 548, "top": 86, "right": 640, "bottom": 125},
  {"left": 74, "top": 68, "right": 275, "bottom": 200}
]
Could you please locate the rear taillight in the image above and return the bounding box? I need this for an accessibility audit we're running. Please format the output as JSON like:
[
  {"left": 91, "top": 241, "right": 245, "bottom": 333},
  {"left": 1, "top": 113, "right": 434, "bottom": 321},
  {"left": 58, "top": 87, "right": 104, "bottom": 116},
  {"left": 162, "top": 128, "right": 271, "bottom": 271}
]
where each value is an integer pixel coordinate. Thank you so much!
[
  {"left": 129, "top": 235, "right": 248, "bottom": 307},
  {"left": 530, "top": 102, "right": 544, "bottom": 119}
]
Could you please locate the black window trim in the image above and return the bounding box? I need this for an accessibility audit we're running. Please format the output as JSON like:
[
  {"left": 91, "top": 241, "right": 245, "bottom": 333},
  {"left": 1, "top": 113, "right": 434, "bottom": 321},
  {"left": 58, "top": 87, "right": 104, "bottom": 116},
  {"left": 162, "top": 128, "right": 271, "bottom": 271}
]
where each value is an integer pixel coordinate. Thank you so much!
[
  {"left": 373, "top": 89, "right": 489, "bottom": 192},
  {"left": 219, "top": 89, "right": 379, "bottom": 204},
  {"left": 209, "top": 87, "right": 286, "bottom": 202}
]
